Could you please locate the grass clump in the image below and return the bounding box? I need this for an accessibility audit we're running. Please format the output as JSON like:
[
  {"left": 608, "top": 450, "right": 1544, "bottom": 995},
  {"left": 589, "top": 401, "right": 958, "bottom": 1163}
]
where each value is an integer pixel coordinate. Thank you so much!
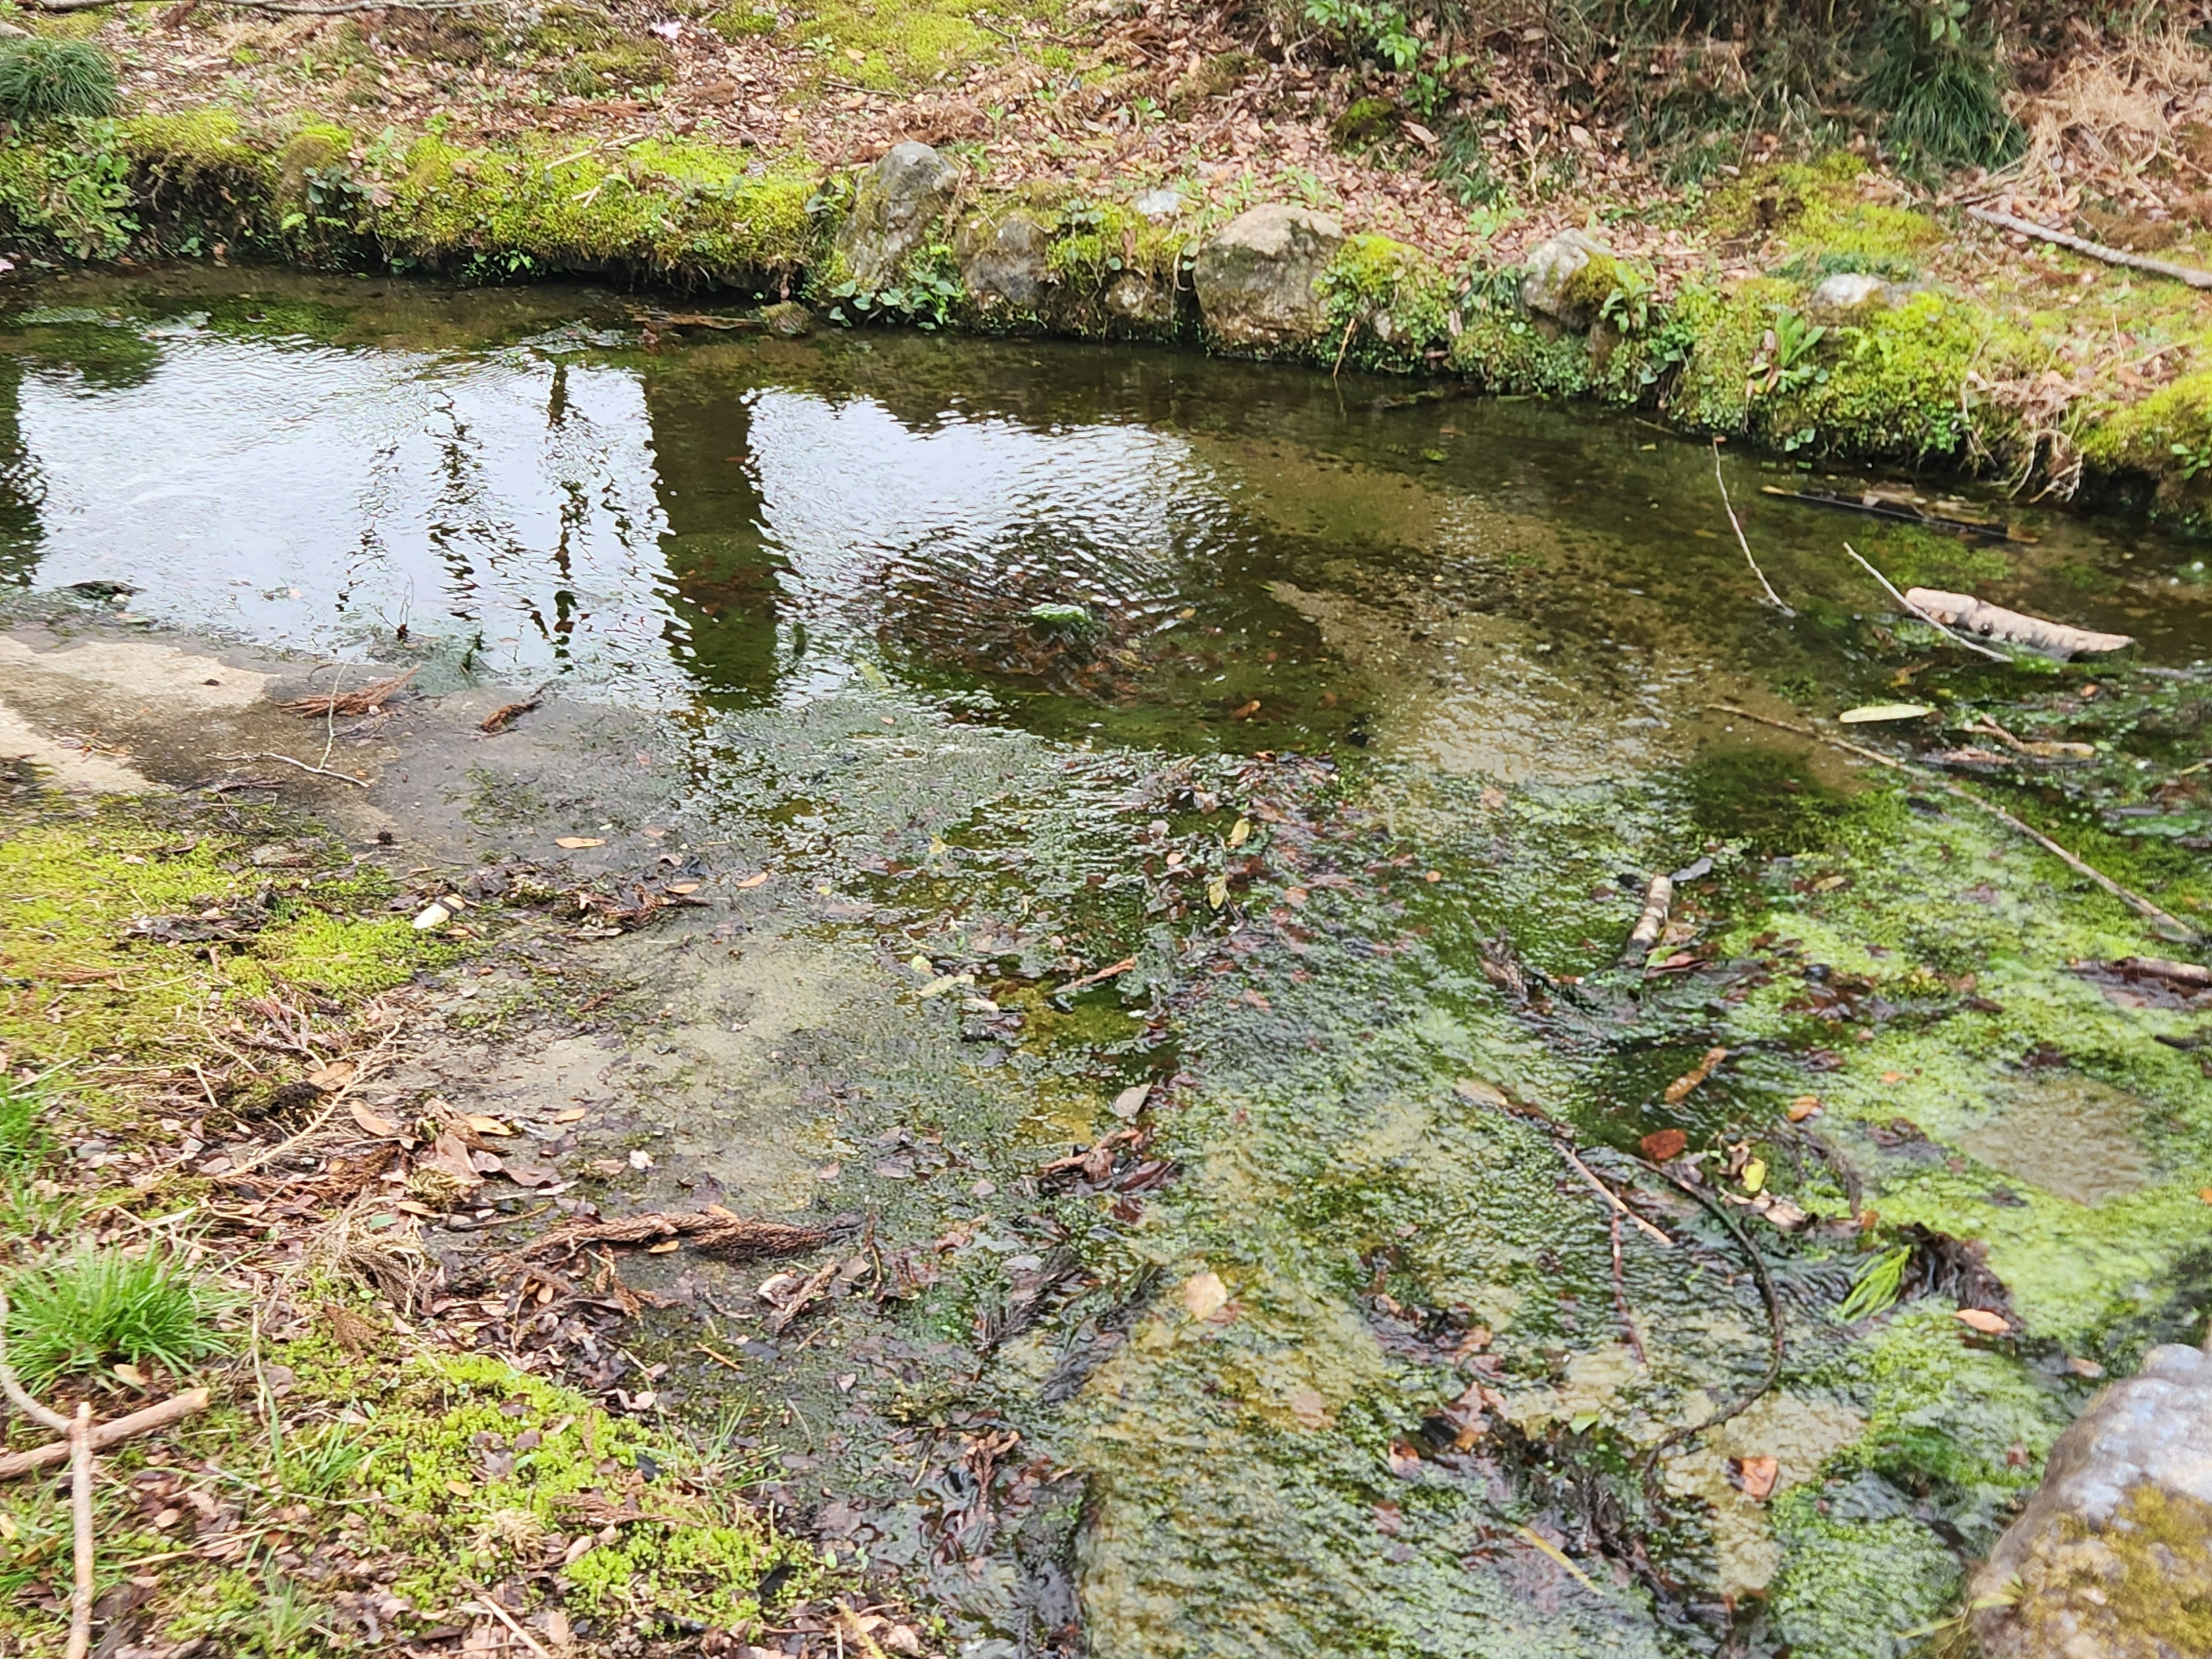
[
  {"left": 0, "top": 37, "right": 119, "bottom": 123},
  {"left": 3, "top": 1242, "right": 230, "bottom": 1394}
]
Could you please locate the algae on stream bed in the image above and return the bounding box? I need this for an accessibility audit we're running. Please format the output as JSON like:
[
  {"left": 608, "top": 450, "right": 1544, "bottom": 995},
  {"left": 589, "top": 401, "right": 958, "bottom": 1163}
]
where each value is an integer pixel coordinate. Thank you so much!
[{"left": 0, "top": 271, "right": 2209, "bottom": 1658}]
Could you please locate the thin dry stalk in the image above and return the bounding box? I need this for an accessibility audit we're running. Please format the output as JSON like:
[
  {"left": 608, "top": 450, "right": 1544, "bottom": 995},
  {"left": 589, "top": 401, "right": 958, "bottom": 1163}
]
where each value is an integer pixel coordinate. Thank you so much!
[
  {"left": 1713, "top": 442, "right": 1793, "bottom": 615},
  {"left": 0, "top": 1289, "right": 93, "bottom": 1659},
  {"left": 1840, "top": 543, "right": 2012, "bottom": 662},
  {"left": 508, "top": 1209, "right": 840, "bottom": 1264}
]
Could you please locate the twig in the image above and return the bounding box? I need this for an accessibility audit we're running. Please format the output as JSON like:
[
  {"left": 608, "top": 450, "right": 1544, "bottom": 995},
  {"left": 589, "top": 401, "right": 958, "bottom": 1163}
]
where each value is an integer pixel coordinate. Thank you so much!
[
  {"left": 225, "top": 1039, "right": 393, "bottom": 1179},
  {"left": 1057, "top": 955, "right": 1137, "bottom": 994},
  {"left": 1840, "top": 542, "right": 2012, "bottom": 662},
  {"left": 1713, "top": 442, "right": 1793, "bottom": 615},
  {"left": 1559, "top": 1146, "right": 1673, "bottom": 1246},
  {"left": 1331, "top": 309, "right": 1358, "bottom": 379},
  {"left": 1637, "top": 1165, "right": 1784, "bottom": 1494},
  {"left": 1707, "top": 703, "right": 2202, "bottom": 943},
  {"left": 211, "top": 751, "right": 370, "bottom": 787},
  {"left": 0, "top": 1290, "right": 92, "bottom": 1659},
  {"left": 462, "top": 1583, "right": 558, "bottom": 1659},
  {"left": 1965, "top": 205, "right": 2212, "bottom": 292},
  {"left": 0, "top": 1389, "right": 213, "bottom": 1480}
]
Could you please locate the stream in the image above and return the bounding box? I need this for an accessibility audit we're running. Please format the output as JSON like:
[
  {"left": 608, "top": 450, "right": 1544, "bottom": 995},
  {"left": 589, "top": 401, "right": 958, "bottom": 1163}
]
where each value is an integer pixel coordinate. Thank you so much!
[{"left": 5, "top": 268, "right": 2211, "bottom": 1659}]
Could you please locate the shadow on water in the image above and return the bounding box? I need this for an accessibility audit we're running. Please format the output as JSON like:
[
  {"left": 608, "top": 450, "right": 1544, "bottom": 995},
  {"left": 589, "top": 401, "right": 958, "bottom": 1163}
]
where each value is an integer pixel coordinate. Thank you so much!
[{"left": 3, "top": 267, "right": 2210, "bottom": 1659}]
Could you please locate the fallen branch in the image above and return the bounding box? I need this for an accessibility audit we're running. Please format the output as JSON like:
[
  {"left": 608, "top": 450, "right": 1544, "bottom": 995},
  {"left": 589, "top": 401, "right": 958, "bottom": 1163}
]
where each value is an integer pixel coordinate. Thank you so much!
[
  {"left": 0, "top": 1388, "right": 211, "bottom": 1480},
  {"left": 1842, "top": 543, "right": 2011, "bottom": 662},
  {"left": 1714, "top": 441, "right": 1794, "bottom": 616},
  {"left": 1619, "top": 873, "right": 1673, "bottom": 966},
  {"left": 1058, "top": 955, "right": 1137, "bottom": 994},
  {"left": 1903, "top": 587, "right": 2133, "bottom": 659},
  {"left": 1559, "top": 1146, "right": 1674, "bottom": 1246},
  {"left": 1966, "top": 205, "right": 2212, "bottom": 293},
  {"left": 0, "top": 1290, "right": 92, "bottom": 1659},
  {"left": 479, "top": 696, "right": 541, "bottom": 734},
  {"left": 1707, "top": 704, "right": 2201, "bottom": 944},
  {"left": 2101, "top": 956, "right": 2212, "bottom": 988},
  {"left": 509, "top": 1209, "right": 842, "bottom": 1263}
]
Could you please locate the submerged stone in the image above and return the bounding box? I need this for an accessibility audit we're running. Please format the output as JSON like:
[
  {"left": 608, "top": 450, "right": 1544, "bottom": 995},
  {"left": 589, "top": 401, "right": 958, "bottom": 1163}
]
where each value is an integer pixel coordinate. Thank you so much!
[
  {"left": 835, "top": 141, "right": 960, "bottom": 291},
  {"left": 760, "top": 300, "right": 814, "bottom": 338},
  {"left": 1971, "top": 1341, "right": 2212, "bottom": 1659},
  {"left": 1193, "top": 203, "right": 1343, "bottom": 353}
]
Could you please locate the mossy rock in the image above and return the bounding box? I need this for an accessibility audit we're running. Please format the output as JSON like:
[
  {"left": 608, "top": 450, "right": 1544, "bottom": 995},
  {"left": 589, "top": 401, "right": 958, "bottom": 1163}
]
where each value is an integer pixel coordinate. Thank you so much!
[
  {"left": 1328, "top": 96, "right": 1398, "bottom": 152},
  {"left": 275, "top": 120, "right": 353, "bottom": 206},
  {"left": 1323, "top": 232, "right": 1450, "bottom": 372}
]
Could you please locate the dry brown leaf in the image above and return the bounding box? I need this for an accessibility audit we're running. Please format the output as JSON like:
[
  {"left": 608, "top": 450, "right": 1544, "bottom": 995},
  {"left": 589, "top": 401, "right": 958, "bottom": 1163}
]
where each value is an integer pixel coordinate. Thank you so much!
[
  {"left": 1955, "top": 1308, "right": 2013, "bottom": 1335},
  {"left": 1731, "top": 1455, "right": 1779, "bottom": 1499},
  {"left": 465, "top": 1115, "right": 514, "bottom": 1137},
  {"left": 554, "top": 836, "right": 607, "bottom": 850},
  {"left": 1663, "top": 1046, "right": 1727, "bottom": 1104},
  {"left": 1639, "top": 1128, "right": 1688, "bottom": 1162},
  {"left": 1786, "top": 1095, "right": 1822, "bottom": 1122},
  {"left": 733, "top": 872, "right": 770, "bottom": 889},
  {"left": 1181, "top": 1270, "right": 1228, "bottom": 1320},
  {"left": 349, "top": 1101, "right": 401, "bottom": 1138}
]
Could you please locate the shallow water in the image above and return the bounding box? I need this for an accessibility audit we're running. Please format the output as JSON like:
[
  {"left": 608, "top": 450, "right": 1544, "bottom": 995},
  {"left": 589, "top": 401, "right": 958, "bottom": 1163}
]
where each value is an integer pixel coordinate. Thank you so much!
[{"left": 6, "top": 268, "right": 2211, "bottom": 1659}]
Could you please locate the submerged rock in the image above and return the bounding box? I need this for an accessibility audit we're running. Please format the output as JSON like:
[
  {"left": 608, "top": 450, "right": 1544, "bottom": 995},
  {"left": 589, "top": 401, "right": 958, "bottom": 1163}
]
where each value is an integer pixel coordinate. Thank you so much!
[
  {"left": 1519, "top": 230, "right": 1615, "bottom": 330},
  {"left": 1971, "top": 1340, "right": 2212, "bottom": 1659},
  {"left": 760, "top": 300, "right": 814, "bottom": 338},
  {"left": 1193, "top": 203, "right": 1343, "bottom": 353},
  {"left": 835, "top": 141, "right": 960, "bottom": 291}
]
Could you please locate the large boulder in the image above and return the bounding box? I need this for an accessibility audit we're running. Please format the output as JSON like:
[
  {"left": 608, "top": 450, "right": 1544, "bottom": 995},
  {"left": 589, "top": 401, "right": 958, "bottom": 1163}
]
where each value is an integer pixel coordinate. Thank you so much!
[
  {"left": 1193, "top": 204, "right": 1344, "bottom": 353},
  {"left": 835, "top": 141, "right": 960, "bottom": 291},
  {"left": 1970, "top": 1340, "right": 2212, "bottom": 1659},
  {"left": 1519, "top": 229, "right": 1613, "bottom": 330}
]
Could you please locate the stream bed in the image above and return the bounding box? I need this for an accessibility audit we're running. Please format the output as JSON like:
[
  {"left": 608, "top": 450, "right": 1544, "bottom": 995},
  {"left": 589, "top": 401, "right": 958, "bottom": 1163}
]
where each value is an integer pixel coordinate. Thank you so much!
[{"left": 5, "top": 268, "right": 2211, "bottom": 1659}]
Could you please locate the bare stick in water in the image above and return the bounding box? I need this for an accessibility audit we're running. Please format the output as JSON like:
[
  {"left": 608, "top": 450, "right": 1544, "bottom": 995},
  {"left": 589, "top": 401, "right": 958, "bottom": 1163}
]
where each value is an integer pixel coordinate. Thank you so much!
[
  {"left": 1713, "top": 442, "right": 1793, "bottom": 615},
  {"left": 1620, "top": 873, "right": 1673, "bottom": 966}
]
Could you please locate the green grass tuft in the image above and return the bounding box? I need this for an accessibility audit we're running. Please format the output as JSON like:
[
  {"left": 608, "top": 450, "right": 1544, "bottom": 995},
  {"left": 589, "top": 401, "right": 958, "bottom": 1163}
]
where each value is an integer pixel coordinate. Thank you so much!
[
  {"left": 0, "top": 37, "right": 120, "bottom": 123},
  {"left": 3, "top": 1243, "right": 230, "bottom": 1393},
  {"left": 0, "top": 1075, "right": 46, "bottom": 1169}
]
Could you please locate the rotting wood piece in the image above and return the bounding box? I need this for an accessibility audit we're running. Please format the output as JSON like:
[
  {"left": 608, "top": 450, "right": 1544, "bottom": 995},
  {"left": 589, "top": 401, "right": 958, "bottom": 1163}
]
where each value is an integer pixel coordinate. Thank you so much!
[
  {"left": 2103, "top": 956, "right": 2212, "bottom": 988},
  {"left": 1902, "top": 589, "right": 2134, "bottom": 658},
  {"left": 281, "top": 668, "right": 418, "bottom": 718},
  {"left": 508, "top": 1209, "right": 843, "bottom": 1263},
  {"left": 1619, "top": 873, "right": 1673, "bottom": 966}
]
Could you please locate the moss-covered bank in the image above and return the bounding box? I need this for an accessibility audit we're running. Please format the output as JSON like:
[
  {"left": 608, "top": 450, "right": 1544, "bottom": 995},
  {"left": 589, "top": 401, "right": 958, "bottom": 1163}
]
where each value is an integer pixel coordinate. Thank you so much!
[{"left": 7, "top": 112, "right": 2212, "bottom": 522}]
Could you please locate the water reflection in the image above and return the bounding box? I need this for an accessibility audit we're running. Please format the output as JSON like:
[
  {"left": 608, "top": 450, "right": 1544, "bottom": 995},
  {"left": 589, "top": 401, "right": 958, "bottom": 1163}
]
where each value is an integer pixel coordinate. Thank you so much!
[{"left": 0, "top": 282, "right": 2207, "bottom": 777}]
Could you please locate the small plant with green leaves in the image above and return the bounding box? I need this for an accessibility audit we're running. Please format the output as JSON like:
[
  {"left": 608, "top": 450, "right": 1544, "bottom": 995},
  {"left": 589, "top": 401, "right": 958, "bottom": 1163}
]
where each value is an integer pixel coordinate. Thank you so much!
[
  {"left": 0, "top": 1072, "right": 48, "bottom": 1169},
  {"left": 1597, "top": 262, "right": 1659, "bottom": 335},
  {"left": 0, "top": 37, "right": 120, "bottom": 123},
  {"left": 1837, "top": 1244, "right": 1911, "bottom": 1323},
  {"left": 1747, "top": 305, "right": 1829, "bottom": 397},
  {"left": 3, "top": 1241, "right": 232, "bottom": 1393}
]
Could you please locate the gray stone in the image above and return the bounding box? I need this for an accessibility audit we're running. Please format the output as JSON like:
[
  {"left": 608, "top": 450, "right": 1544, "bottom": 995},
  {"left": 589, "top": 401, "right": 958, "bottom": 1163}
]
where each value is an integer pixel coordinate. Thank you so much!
[
  {"left": 1133, "top": 188, "right": 1185, "bottom": 221},
  {"left": 1519, "top": 230, "right": 1612, "bottom": 330},
  {"left": 835, "top": 141, "right": 960, "bottom": 291},
  {"left": 1103, "top": 270, "right": 1175, "bottom": 329},
  {"left": 1193, "top": 204, "right": 1344, "bottom": 353},
  {"left": 1971, "top": 1341, "right": 2212, "bottom": 1659},
  {"left": 954, "top": 207, "right": 1054, "bottom": 315},
  {"left": 1803, "top": 271, "right": 1890, "bottom": 324}
]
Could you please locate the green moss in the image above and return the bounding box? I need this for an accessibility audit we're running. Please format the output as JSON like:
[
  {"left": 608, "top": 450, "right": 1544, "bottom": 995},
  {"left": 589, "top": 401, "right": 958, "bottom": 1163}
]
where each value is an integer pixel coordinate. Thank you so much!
[
  {"left": 1323, "top": 233, "right": 1451, "bottom": 372},
  {"left": 2081, "top": 368, "right": 2212, "bottom": 510},
  {"left": 375, "top": 134, "right": 820, "bottom": 281},
  {"left": 344, "top": 1350, "right": 817, "bottom": 1622},
  {"left": 552, "top": 39, "right": 673, "bottom": 97},
  {"left": 708, "top": 4, "right": 780, "bottom": 37},
  {"left": 786, "top": 0, "right": 1047, "bottom": 89},
  {"left": 1328, "top": 95, "right": 1397, "bottom": 151},
  {"left": 1705, "top": 154, "right": 1942, "bottom": 263},
  {"left": 1767, "top": 1487, "right": 1961, "bottom": 1659}
]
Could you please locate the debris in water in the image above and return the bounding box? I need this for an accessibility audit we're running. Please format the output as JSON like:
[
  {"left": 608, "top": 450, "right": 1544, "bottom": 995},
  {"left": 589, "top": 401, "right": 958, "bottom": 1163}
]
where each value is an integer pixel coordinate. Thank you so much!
[{"left": 1662, "top": 1046, "right": 1727, "bottom": 1104}]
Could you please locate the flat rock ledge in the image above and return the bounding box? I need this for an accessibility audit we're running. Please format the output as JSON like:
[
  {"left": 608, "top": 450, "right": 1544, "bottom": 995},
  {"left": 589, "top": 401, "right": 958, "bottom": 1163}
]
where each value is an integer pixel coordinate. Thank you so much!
[{"left": 1970, "top": 1340, "right": 2212, "bottom": 1659}]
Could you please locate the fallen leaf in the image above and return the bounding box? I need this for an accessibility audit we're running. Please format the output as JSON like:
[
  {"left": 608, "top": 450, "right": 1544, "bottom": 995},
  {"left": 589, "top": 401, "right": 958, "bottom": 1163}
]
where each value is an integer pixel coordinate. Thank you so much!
[
  {"left": 465, "top": 1115, "right": 514, "bottom": 1137},
  {"left": 1111, "top": 1083, "right": 1151, "bottom": 1119},
  {"left": 1786, "top": 1096, "right": 1822, "bottom": 1122},
  {"left": 1455, "top": 1078, "right": 1509, "bottom": 1108},
  {"left": 668, "top": 881, "right": 701, "bottom": 895},
  {"left": 1955, "top": 1308, "right": 2012, "bottom": 1335},
  {"left": 554, "top": 1108, "right": 588, "bottom": 1124},
  {"left": 1838, "top": 703, "right": 1933, "bottom": 724},
  {"left": 1640, "top": 1128, "right": 1688, "bottom": 1162},
  {"left": 733, "top": 872, "right": 770, "bottom": 889},
  {"left": 1663, "top": 1046, "right": 1727, "bottom": 1104},
  {"left": 1740, "top": 1156, "right": 1767, "bottom": 1194},
  {"left": 554, "top": 836, "right": 608, "bottom": 849},
  {"left": 1879, "top": 1070, "right": 1906, "bottom": 1085},
  {"left": 305, "top": 1061, "right": 356, "bottom": 1092},
  {"left": 349, "top": 1101, "right": 400, "bottom": 1138},
  {"left": 1385, "top": 1440, "right": 1423, "bottom": 1476},
  {"left": 646, "top": 1240, "right": 681, "bottom": 1254},
  {"left": 1206, "top": 876, "right": 1229, "bottom": 908},
  {"left": 502, "top": 1160, "right": 558, "bottom": 1187},
  {"left": 1181, "top": 1270, "right": 1228, "bottom": 1321},
  {"left": 1730, "top": 1455, "right": 1779, "bottom": 1499},
  {"left": 918, "top": 972, "right": 975, "bottom": 998},
  {"left": 1229, "top": 699, "right": 1262, "bottom": 720},
  {"left": 1286, "top": 1384, "right": 1330, "bottom": 1427},
  {"left": 412, "top": 902, "right": 452, "bottom": 931},
  {"left": 628, "top": 1149, "right": 654, "bottom": 1171},
  {"left": 1228, "top": 817, "right": 1251, "bottom": 847},
  {"left": 1479, "top": 787, "right": 1506, "bottom": 810},
  {"left": 112, "top": 1361, "right": 147, "bottom": 1388}
]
